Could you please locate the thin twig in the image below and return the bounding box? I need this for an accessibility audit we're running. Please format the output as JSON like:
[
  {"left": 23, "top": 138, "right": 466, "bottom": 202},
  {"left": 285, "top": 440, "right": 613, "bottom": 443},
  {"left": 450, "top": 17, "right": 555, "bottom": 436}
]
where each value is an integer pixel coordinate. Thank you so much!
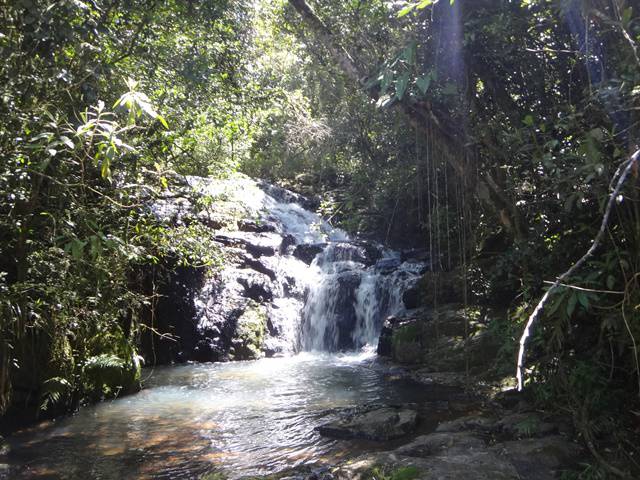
[
  {"left": 516, "top": 150, "right": 640, "bottom": 391},
  {"left": 542, "top": 280, "right": 624, "bottom": 295}
]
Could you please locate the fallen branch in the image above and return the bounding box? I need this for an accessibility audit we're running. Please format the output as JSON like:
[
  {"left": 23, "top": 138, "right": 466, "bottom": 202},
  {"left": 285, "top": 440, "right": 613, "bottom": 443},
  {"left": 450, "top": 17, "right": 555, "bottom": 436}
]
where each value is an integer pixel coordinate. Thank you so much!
[{"left": 516, "top": 149, "right": 640, "bottom": 391}]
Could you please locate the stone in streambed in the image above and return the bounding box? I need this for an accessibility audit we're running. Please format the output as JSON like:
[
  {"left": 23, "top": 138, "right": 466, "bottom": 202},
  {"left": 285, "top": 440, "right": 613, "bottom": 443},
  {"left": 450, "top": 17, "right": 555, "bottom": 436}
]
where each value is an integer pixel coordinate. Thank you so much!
[{"left": 317, "top": 405, "right": 418, "bottom": 441}]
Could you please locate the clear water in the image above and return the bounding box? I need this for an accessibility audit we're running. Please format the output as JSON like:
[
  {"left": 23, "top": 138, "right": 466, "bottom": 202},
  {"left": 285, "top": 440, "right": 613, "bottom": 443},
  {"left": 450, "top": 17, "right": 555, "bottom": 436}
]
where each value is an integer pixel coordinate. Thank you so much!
[{"left": 2, "top": 353, "right": 455, "bottom": 480}]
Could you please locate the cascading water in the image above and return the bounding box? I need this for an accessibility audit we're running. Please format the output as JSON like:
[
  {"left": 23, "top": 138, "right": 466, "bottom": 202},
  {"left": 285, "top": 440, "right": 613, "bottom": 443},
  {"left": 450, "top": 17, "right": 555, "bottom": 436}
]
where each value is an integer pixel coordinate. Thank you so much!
[
  {"left": 152, "top": 175, "right": 427, "bottom": 357},
  {"left": 3, "top": 175, "right": 434, "bottom": 480}
]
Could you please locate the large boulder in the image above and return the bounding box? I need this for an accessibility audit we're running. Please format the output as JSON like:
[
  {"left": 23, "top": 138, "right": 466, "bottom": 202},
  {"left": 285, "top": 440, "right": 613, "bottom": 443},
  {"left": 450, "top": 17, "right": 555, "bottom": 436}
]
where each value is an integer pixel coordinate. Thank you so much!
[
  {"left": 317, "top": 405, "right": 418, "bottom": 441},
  {"left": 390, "top": 319, "right": 424, "bottom": 364}
]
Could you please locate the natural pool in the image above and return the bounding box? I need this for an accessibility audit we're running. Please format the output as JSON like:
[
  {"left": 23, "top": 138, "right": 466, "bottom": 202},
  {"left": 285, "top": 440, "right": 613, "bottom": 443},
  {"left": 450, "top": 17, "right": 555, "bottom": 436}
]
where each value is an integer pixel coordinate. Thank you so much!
[{"left": 2, "top": 352, "right": 460, "bottom": 479}]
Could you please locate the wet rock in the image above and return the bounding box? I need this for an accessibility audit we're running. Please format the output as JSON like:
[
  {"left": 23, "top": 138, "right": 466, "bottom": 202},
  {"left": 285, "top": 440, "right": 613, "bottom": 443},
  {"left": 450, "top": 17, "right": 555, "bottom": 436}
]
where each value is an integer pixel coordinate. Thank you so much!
[
  {"left": 197, "top": 212, "right": 235, "bottom": 230},
  {"left": 489, "top": 436, "right": 583, "bottom": 480},
  {"left": 238, "top": 218, "right": 277, "bottom": 233},
  {"left": 214, "top": 232, "right": 281, "bottom": 258},
  {"left": 332, "top": 450, "right": 520, "bottom": 480},
  {"left": 257, "top": 180, "right": 321, "bottom": 211},
  {"left": 230, "top": 302, "right": 267, "bottom": 360},
  {"left": 325, "top": 243, "right": 369, "bottom": 264},
  {"left": 293, "top": 243, "right": 326, "bottom": 264},
  {"left": 317, "top": 405, "right": 418, "bottom": 441},
  {"left": 376, "top": 317, "right": 396, "bottom": 357},
  {"left": 280, "top": 234, "right": 297, "bottom": 254},
  {"left": 330, "top": 271, "right": 362, "bottom": 350},
  {"left": 237, "top": 271, "right": 273, "bottom": 302},
  {"left": 193, "top": 337, "right": 225, "bottom": 362},
  {"left": 400, "top": 248, "right": 430, "bottom": 263},
  {"left": 238, "top": 255, "right": 277, "bottom": 282},
  {"left": 390, "top": 319, "right": 424, "bottom": 364},
  {"left": 375, "top": 257, "right": 401, "bottom": 272},
  {"left": 409, "top": 370, "right": 470, "bottom": 389},
  {"left": 402, "top": 285, "right": 420, "bottom": 309},
  {"left": 496, "top": 412, "right": 557, "bottom": 438},
  {"left": 354, "top": 240, "right": 385, "bottom": 265},
  {"left": 436, "top": 414, "right": 498, "bottom": 434},
  {"left": 394, "top": 431, "right": 485, "bottom": 457}
]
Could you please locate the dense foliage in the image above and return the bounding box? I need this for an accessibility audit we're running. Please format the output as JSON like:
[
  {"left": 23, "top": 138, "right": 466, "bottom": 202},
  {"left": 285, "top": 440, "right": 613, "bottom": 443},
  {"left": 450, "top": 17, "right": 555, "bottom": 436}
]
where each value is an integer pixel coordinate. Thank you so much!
[
  {"left": 2, "top": 0, "right": 640, "bottom": 475},
  {"left": 0, "top": 0, "right": 251, "bottom": 418}
]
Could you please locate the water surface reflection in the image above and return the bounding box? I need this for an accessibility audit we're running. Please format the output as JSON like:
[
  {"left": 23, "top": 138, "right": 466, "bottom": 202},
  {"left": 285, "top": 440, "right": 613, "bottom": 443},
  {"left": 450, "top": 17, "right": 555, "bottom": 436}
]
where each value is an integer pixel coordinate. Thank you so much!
[{"left": 4, "top": 352, "right": 450, "bottom": 479}]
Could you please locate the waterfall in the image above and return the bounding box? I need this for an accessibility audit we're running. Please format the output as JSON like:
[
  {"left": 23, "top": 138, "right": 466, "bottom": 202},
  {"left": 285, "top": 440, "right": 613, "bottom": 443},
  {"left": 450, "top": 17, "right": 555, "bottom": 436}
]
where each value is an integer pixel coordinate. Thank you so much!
[{"left": 153, "top": 175, "right": 427, "bottom": 358}]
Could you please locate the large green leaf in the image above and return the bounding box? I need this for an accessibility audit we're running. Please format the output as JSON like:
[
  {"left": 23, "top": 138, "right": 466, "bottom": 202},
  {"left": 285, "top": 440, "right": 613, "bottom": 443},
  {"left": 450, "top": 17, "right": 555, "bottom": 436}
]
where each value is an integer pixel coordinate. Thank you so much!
[
  {"left": 395, "top": 72, "right": 410, "bottom": 100},
  {"left": 416, "top": 75, "right": 431, "bottom": 95}
]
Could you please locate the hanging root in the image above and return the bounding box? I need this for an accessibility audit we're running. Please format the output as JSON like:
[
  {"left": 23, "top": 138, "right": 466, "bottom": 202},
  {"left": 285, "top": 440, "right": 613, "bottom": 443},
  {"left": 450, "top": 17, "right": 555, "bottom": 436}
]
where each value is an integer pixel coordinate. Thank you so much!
[{"left": 516, "top": 150, "right": 640, "bottom": 391}]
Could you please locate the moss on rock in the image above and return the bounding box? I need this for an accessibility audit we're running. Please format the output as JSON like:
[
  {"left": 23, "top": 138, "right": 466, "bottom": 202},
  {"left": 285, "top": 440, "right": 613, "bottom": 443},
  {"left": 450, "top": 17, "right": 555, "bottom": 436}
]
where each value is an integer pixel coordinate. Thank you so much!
[
  {"left": 230, "top": 302, "right": 267, "bottom": 360},
  {"left": 391, "top": 321, "right": 424, "bottom": 364}
]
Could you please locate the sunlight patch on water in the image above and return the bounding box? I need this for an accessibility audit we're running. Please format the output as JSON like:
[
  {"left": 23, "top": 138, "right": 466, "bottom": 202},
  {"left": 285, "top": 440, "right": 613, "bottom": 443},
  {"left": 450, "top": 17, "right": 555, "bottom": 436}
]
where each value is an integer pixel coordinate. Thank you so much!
[{"left": 5, "top": 353, "right": 433, "bottom": 479}]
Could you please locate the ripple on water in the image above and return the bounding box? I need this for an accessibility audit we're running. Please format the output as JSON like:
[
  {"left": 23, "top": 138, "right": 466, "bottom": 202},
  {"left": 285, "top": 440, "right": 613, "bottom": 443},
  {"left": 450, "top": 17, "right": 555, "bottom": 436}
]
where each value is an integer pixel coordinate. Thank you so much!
[{"left": 4, "top": 353, "right": 443, "bottom": 479}]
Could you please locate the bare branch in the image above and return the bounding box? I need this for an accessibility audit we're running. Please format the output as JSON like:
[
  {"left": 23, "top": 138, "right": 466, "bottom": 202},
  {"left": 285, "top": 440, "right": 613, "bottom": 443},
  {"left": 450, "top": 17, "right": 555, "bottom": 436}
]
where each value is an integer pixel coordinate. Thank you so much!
[{"left": 516, "top": 149, "right": 640, "bottom": 391}]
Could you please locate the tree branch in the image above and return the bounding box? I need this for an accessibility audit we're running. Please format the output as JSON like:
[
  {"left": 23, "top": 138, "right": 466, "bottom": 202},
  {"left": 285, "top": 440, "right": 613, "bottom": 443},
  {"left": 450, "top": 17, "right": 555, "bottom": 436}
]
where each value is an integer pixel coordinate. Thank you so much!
[{"left": 516, "top": 149, "right": 640, "bottom": 391}]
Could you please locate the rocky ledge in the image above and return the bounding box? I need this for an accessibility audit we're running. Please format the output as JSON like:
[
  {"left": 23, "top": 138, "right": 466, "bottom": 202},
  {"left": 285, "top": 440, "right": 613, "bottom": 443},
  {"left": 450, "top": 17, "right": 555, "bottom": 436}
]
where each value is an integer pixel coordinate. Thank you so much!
[
  {"left": 316, "top": 404, "right": 418, "bottom": 441},
  {"left": 246, "top": 290, "right": 585, "bottom": 480}
]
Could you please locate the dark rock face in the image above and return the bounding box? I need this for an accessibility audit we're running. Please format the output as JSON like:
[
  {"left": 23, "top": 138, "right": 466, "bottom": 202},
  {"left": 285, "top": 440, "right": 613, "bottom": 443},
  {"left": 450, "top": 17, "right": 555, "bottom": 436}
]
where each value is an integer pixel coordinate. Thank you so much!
[
  {"left": 376, "top": 317, "right": 396, "bottom": 357},
  {"left": 140, "top": 264, "right": 206, "bottom": 364},
  {"left": 317, "top": 405, "right": 418, "bottom": 441},
  {"left": 238, "top": 218, "right": 277, "bottom": 233},
  {"left": 402, "top": 285, "right": 420, "bottom": 309},
  {"left": 332, "top": 271, "right": 362, "bottom": 350},
  {"left": 293, "top": 243, "right": 326, "bottom": 264},
  {"left": 375, "top": 257, "right": 401, "bottom": 273},
  {"left": 237, "top": 271, "right": 274, "bottom": 302}
]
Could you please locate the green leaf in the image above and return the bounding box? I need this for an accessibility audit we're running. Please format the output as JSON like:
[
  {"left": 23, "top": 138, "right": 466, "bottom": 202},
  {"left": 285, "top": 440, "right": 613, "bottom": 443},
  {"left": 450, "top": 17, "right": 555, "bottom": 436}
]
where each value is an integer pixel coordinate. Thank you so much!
[
  {"left": 401, "top": 41, "right": 417, "bottom": 65},
  {"left": 546, "top": 291, "right": 564, "bottom": 317},
  {"left": 101, "top": 156, "right": 111, "bottom": 179},
  {"left": 523, "top": 115, "right": 534, "bottom": 126},
  {"left": 441, "top": 83, "right": 457, "bottom": 95},
  {"left": 395, "top": 72, "right": 410, "bottom": 100},
  {"left": 60, "top": 136, "right": 74, "bottom": 149},
  {"left": 416, "top": 75, "right": 432, "bottom": 95},
  {"left": 380, "top": 69, "right": 393, "bottom": 94},
  {"left": 566, "top": 292, "right": 578, "bottom": 317},
  {"left": 398, "top": 4, "right": 416, "bottom": 17},
  {"left": 156, "top": 114, "right": 169, "bottom": 129},
  {"left": 70, "top": 239, "right": 86, "bottom": 260},
  {"left": 418, "top": 0, "right": 434, "bottom": 8},
  {"left": 577, "top": 291, "right": 589, "bottom": 310}
]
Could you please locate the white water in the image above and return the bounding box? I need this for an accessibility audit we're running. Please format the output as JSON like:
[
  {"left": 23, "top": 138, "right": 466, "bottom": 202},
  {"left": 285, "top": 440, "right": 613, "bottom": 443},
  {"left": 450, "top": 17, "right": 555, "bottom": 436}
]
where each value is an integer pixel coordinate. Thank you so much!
[{"left": 155, "top": 174, "right": 426, "bottom": 353}]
